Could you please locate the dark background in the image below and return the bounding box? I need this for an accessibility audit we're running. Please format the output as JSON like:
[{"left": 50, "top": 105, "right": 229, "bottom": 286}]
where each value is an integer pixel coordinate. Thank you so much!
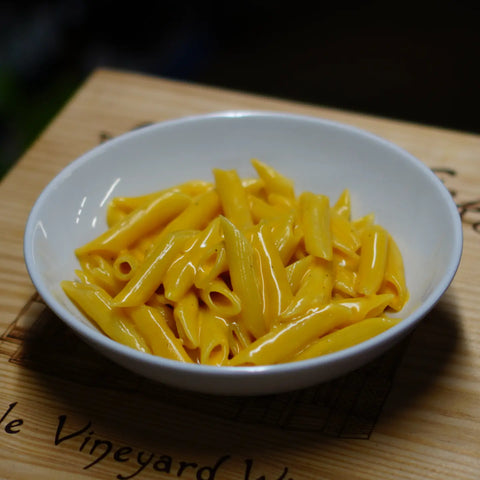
[{"left": 1, "top": 0, "right": 479, "bottom": 178}]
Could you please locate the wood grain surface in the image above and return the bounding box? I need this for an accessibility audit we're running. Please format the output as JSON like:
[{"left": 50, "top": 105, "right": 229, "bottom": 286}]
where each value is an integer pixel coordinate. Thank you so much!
[{"left": 0, "top": 68, "right": 479, "bottom": 480}]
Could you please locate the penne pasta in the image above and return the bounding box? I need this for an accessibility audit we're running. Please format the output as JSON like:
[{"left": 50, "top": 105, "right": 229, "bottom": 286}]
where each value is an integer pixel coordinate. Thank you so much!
[
  {"left": 64, "top": 159, "right": 407, "bottom": 366},
  {"left": 280, "top": 257, "right": 333, "bottom": 321},
  {"left": 331, "top": 212, "right": 361, "bottom": 258},
  {"left": 146, "top": 289, "right": 170, "bottom": 309},
  {"left": 229, "top": 304, "right": 352, "bottom": 366},
  {"left": 332, "top": 189, "right": 351, "bottom": 219},
  {"left": 291, "top": 316, "right": 401, "bottom": 361},
  {"left": 248, "top": 194, "right": 287, "bottom": 224},
  {"left": 112, "top": 230, "right": 196, "bottom": 308},
  {"left": 157, "top": 188, "right": 221, "bottom": 242},
  {"left": 299, "top": 191, "right": 333, "bottom": 261},
  {"left": 380, "top": 234, "right": 409, "bottom": 311},
  {"left": 111, "top": 180, "right": 213, "bottom": 213},
  {"left": 285, "top": 255, "right": 314, "bottom": 294},
  {"left": 356, "top": 225, "right": 389, "bottom": 295},
  {"left": 113, "top": 251, "right": 140, "bottom": 282},
  {"left": 267, "top": 192, "right": 296, "bottom": 210},
  {"left": 163, "top": 217, "right": 222, "bottom": 302},
  {"left": 251, "top": 158, "right": 295, "bottom": 199},
  {"left": 199, "top": 308, "right": 230, "bottom": 366},
  {"left": 332, "top": 264, "right": 358, "bottom": 298},
  {"left": 227, "top": 320, "right": 253, "bottom": 357},
  {"left": 77, "top": 254, "right": 124, "bottom": 297},
  {"left": 76, "top": 191, "right": 191, "bottom": 256},
  {"left": 61, "top": 280, "right": 150, "bottom": 353},
  {"left": 172, "top": 290, "right": 201, "bottom": 350},
  {"left": 178, "top": 189, "right": 221, "bottom": 230},
  {"left": 214, "top": 168, "right": 253, "bottom": 230},
  {"left": 194, "top": 242, "right": 229, "bottom": 289},
  {"left": 334, "top": 293, "right": 395, "bottom": 326},
  {"left": 241, "top": 177, "right": 265, "bottom": 196},
  {"left": 106, "top": 201, "right": 129, "bottom": 228},
  {"left": 266, "top": 213, "right": 302, "bottom": 265},
  {"left": 220, "top": 216, "right": 266, "bottom": 338},
  {"left": 128, "top": 305, "right": 193, "bottom": 362},
  {"left": 199, "top": 277, "right": 242, "bottom": 318},
  {"left": 352, "top": 212, "right": 375, "bottom": 236},
  {"left": 251, "top": 222, "right": 293, "bottom": 329}
]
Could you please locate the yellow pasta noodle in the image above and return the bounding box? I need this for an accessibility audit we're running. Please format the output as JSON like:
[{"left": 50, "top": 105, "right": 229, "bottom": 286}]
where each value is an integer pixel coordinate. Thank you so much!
[
  {"left": 248, "top": 195, "right": 288, "bottom": 223},
  {"left": 229, "top": 304, "right": 352, "bottom": 366},
  {"left": 227, "top": 321, "right": 252, "bottom": 357},
  {"left": 199, "top": 277, "right": 242, "bottom": 318},
  {"left": 198, "top": 308, "right": 230, "bottom": 366},
  {"left": 280, "top": 257, "right": 333, "bottom": 321},
  {"left": 112, "top": 230, "right": 196, "bottom": 307},
  {"left": 76, "top": 191, "right": 191, "bottom": 256},
  {"left": 128, "top": 305, "right": 193, "bottom": 362},
  {"left": 158, "top": 188, "right": 221, "bottom": 240},
  {"left": 251, "top": 222, "right": 293, "bottom": 329},
  {"left": 62, "top": 159, "right": 408, "bottom": 366},
  {"left": 380, "top": 234, "right": 409, "bottom": 311},
  {"left": 214, "top": 168, "right": 253, "bottom": 230},
  {"left": 285, "top": 255, "right": 314, "bottom": 294},
  {"left": 266, "top": 213, "right": 302, "bottom": 265},
  {"left": 172, "top": 290, "right": 201, "bottom": 350},
  {"left": 299, "top": 191, "right": 333, "bottom": 261},
  {"left": 77, "top": 254, "right": 124, "bottom": 297},
  {"left": 356, "top": 225, "right": 389, "bottom": 295},
  {"left": 110, "top": 180, "right": 212, "bottom": 214},
  {"left": 220, "top": 216, "right": 266, "bottom": 339},
  {"left": 163, "top": 217, "right": 222, "bottom": 302},
  {"left": 251, "top": 158, "right": 295, "bottom": 199},
  {"left": 61, "top": 280, "right": 150, "bottom": 353},
  {"left": 332, "top": 189, "right": 351, "bottom": 219},
  {"left": 291, "top": 316, "right": 401, "bottom": 362},
  {"left": 331, "top": 211, "right": 361, "bottom": 258},
  {"left": 194, "top": 242, "right": 229, "bottom": 289},
  {"left": 113, "top": 251, "right": 141, "bottom": 282},
  {"left": 334, "top": 293, "right": 395, "bottom": 326}
]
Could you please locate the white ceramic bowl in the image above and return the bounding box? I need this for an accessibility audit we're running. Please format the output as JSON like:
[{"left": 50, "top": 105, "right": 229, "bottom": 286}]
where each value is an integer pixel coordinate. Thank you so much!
[{"left": 24, "top": 111, "right": 462, "bottom": 396}]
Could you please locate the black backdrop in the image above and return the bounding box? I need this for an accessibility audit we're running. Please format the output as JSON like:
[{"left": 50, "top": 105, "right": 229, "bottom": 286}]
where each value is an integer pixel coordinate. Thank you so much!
[{"left": 1, "top": 1, "right": 479, "bottom": 177}]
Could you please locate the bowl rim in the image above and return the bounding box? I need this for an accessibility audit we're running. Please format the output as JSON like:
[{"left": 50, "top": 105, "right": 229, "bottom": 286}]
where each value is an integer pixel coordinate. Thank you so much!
[{"left": 23, "top": 109, "right": 464, "bottom": 381}]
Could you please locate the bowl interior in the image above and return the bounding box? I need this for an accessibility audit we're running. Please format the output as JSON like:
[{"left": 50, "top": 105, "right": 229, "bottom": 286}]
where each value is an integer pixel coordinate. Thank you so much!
[{"left": 24, "top": 111, "right": 462, "bottom": 395}]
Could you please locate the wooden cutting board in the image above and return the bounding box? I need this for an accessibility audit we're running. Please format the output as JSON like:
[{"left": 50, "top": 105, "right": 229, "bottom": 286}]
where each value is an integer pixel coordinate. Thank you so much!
[{"left": 1, "top": 69, "right": 479, "bottom": 480}]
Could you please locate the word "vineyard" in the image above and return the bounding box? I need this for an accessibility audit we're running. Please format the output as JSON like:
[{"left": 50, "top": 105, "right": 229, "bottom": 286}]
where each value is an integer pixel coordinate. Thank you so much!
[{"left": 54, "top": 414, "right": 293, "bottom": 480}]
